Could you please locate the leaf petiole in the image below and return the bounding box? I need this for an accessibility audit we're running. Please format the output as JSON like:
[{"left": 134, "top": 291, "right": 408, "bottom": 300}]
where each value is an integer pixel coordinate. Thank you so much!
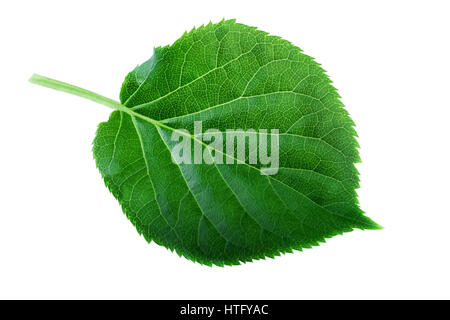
[{"left": 29, "top": 73, "right": 130, "bottom": 114}]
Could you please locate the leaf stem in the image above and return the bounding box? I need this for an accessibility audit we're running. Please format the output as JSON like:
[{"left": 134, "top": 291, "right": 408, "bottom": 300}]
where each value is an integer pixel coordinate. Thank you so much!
[
  {"left": 29, "top": 74, "right": 130, "bottom": 113},
  {"left": 29, "top": 73, "right": 380, "bottom": 230},
  {"left": 29, "top": 73, "right": 169, "bottom": 130}
]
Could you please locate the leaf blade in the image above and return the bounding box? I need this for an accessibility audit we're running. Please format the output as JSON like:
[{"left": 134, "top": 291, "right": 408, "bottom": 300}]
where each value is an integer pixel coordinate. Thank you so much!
[{"left": 32, "top": 19, "right": 380, "bottom": 266}]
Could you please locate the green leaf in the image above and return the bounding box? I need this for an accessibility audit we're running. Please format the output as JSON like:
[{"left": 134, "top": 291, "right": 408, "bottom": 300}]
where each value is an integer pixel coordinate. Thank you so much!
[{"left": 30, "top": 19, "right": 380, "bottom": 266}]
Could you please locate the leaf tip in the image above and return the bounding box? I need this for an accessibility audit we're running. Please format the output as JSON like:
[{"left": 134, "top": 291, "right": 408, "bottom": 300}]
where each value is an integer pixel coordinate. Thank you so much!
[{"left": 361, "top": 217, "right": 383, "bottom": 231}]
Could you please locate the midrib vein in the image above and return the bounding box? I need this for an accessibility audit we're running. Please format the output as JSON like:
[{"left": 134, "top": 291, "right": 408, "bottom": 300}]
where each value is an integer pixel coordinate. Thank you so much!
[
  {"left": 29, "top": 73, "right": 371, "bottom": 228},
  {"left": 130, "top": 114, "right": 366, "bottom": 226}
]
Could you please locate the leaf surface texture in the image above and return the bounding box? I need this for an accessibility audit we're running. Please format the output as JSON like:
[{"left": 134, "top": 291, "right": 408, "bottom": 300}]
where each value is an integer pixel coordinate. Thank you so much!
[{"left": 92, "top": 20, "right": 379, "bottom": 266}]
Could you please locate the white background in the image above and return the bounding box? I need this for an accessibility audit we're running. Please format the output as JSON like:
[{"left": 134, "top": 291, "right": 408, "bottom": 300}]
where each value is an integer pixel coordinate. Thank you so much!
[{"left": 1, "top": 0, "right": 449, "bottom": 299}]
